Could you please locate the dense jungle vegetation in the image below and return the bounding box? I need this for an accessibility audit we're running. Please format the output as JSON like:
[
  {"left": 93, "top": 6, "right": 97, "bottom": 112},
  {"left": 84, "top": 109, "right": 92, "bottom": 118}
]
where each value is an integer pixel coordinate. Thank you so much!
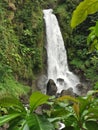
[
  {"left": 0, "top": 0, "right": 98, "bottom": 96},
  {"left": 0, "top": 0, "right": 98, "bottom": 130}
]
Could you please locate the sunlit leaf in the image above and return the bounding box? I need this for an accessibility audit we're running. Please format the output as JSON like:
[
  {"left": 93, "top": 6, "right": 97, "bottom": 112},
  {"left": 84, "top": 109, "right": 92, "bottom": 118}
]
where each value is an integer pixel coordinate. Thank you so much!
[
  {"left": 29, "top": 91, "right": 49, "bottom": 112},
  {"left": 26, "top": 113, "right": 55, "bottom": 130},
  {"left": 77, "top": 96, "right": 92, "bottom": 116},
  {"left": 95, "top": 21, "right": 98, "bottom": 36},
  {"left": 71, "top": 0, "right": 98, "bottom": 28}
]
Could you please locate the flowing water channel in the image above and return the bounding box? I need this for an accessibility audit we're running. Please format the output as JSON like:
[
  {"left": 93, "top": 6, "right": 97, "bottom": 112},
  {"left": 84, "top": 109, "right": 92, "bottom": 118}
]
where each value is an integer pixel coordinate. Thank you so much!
[{"left": 43, "top": 9, "right": 80, "bottom": 93}]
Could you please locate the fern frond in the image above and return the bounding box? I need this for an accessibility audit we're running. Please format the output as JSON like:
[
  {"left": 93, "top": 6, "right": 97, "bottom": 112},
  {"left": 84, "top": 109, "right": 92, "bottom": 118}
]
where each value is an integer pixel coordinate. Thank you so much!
[{"left": 0, "top": 93, "right": 26, "bottom": 112}]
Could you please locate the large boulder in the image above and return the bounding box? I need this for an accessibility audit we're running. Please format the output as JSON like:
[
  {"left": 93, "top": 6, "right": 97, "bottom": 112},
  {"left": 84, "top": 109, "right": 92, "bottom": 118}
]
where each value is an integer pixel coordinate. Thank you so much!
[
  {"left": 76, "top": 83, "right": 88, "bottom": 96},
  {"left": 60, "top": 88, "right": 75, "bottom": 97},
  {"left": 47, "top": 79, "right": 57, "bottom": 96}
]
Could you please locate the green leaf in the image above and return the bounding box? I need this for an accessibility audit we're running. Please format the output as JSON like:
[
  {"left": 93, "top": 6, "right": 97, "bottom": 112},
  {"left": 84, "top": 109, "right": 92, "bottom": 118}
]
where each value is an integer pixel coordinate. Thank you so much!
[
  {"left": 71, "top": 0, "right": 98, "bottom": 28},
  {"left": 0, "top": 93, "right": 25, "bottom": 112},
  {"left": 26, "top": 113, "right": 55, "bottom": 130},
  {"left": 51, "top": 108, "right": 70, "bottom": 118},
  {"left": 48, "top": 117, "right": 63, "bottom": 123},
  {"left": 8, "top": 118, "right": 27, "bottom": 130},
  {"left": 64, "top": 115, "right": 77, "bottom": 127},
  {"left": 87, "top": 27, "right": 95, "bottom": 45},
  {"left": 85, "top": 108, "right": 98, "bottom": 120},
  {"left": 95, "top": 21, "right": 98, "bottom": 36},
  {"left": 78, "top": 96, "right": 92, "bottom": 111},
  {"left": 0, "top": 113, "right": 21, "bottom": 126},
  {"left": 29, "top": 91, "right": 49, "bottom": 111},
  {"left": 85, "top": 121, "right": 98, "bottom": 130}
]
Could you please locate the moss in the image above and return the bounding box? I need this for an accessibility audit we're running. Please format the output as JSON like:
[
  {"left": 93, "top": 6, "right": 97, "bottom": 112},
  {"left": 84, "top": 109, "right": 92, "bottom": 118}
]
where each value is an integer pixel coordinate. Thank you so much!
[{"left": 0, "top": 0, "right": 45, "bottom": 95}]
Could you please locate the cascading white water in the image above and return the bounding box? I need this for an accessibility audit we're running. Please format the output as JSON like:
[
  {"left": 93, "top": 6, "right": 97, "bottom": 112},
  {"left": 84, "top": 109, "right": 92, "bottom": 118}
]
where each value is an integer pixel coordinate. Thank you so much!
[{"left": 43, "top": 9, "right": 80, "bottom": 93}]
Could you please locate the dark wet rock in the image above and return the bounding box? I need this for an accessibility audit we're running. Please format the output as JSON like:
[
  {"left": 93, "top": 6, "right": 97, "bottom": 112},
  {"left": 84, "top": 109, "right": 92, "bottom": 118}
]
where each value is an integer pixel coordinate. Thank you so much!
[
  {"left": 76, "top": 83, "right": 90, "bottom": 96},
  {"left": 76, "top": 84, "right": 84, "bottom": 91},
  {"left": 47, "top": 79, "right": 57, "bottom": 96},
  {"left": 57, "top": 78, "right": 67, "bottom": 88},
  {"left": 60, "top": 88, "right": 75, "bottom": 97},
  {"left": 57, "top": 78, "right": 64, "bottom": 82}
]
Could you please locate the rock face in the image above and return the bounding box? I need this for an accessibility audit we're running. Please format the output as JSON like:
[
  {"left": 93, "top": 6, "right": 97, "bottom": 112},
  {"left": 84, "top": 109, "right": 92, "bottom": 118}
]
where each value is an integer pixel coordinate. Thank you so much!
[
  {"left": 37, "top": 77, "right": 92, "bottom": 97},
  {"left": 46, "top": 79, "right": 57, "bottom": 96},
  {"left": 60, "top": 88, "right": 75, "bottom": 97},
  {"left": 36, "top": 74, "right": 47, "bottom": 94},
  {"left": 76, "top": 83, "right": 92, "bottom": 96}
]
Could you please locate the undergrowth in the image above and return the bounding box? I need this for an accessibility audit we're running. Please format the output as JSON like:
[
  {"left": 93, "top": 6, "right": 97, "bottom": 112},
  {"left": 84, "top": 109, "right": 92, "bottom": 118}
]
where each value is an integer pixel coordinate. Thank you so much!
[{"left": 0, "top": 76, "right": 30, "bottom": 98}]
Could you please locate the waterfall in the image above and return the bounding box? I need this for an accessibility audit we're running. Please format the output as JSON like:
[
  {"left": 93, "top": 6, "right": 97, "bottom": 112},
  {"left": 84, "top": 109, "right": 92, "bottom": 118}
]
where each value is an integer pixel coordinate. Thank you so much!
[{"left": 43, "top": 9, "right": 80, "bottom": 93}]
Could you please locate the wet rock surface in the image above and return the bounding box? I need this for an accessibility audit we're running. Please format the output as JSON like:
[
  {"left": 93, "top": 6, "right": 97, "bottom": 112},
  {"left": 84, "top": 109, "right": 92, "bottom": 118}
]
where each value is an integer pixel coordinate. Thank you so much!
[
  {"left": 46, "top": 79, "right": 93, "bottom": 97},
  {"left": 76, "top": 81, "right": 93, "bottom": 96},
  {"left": 46, "top": 79, "right": 57, "bottom": 96},
  {"left": 60, "top": 87, "right": 75, "bottom": 97}
]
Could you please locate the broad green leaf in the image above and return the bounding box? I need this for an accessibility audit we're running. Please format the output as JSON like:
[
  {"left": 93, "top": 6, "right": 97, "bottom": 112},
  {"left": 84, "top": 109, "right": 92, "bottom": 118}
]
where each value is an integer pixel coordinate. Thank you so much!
[
  {"left": 8, "top": 118, "right": 27, "bottom": 130},
  {"left": 22, "top": 124, "right": 29, "bottom": 130},
  {"left": 48, "top": 117, "right": 63, "bottom": 122},
  {"left": 63, "top": 115, "right": 77, "bottom": 127},
  {"left": 51, "top": 108, "right": 70, "bottom": 118},
  {"left": 29, "top": 91, "right": 49, "bottom": 111},
  {"left": 89, "top": 39, "right": 98, "bottom": 52},
  {"left": 0, "top": 113, "right": 21, "bottom": 126},
  {"left": 0, "top": 93, "right": 25, "bottom": 112},
  {"left": 71, "top": 0, "right": 98, "bottom": 28},
  {"left": 77, "top": 96, "right": 91, "bottom": 116},
  {"left": 87, "top": 27, "right": 95, "bottom": 45},
  {"left": 26, "top": 113, "right": 55, "bottom": 130},
  {"left": 95, "top": 21, "right": 98, "bottom": 36},
  {"left": 9, "top": 123, "right": 29, "bottom": 130}
]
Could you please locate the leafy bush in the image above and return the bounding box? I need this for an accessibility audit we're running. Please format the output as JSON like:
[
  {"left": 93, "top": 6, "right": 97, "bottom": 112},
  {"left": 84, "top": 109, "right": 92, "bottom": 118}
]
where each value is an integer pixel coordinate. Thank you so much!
[
  {"left": 0, "top": 76, "right": 30, "bottom": 98},
  {"left": 0, "top": 92, "right": 54, "bottom": 130},
  {"left": 69, "top": 0, "right": 98, "bottom": 83},
  {"left": 44, "top": 91, "right": 98, "bottom": 130},
  {"left": 0, "top": 91, "right": 98, "bottom": 130}
]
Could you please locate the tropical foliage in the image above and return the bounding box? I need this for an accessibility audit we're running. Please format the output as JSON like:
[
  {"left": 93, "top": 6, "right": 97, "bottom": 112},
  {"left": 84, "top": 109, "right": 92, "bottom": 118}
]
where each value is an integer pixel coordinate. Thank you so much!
[
  {"left": 0, "top": 0, "right": 98, "bottom": 129},
  {"left": 0, "top": 91, "right": 98, "bottom": 130},
  {"left": 71, "top": 0, "right": 98, "bottom": 52},
  {"left": 71, "top": 0, "right": 98, "bottom": 28},
  {"left": 70, "top": 0, "right": 98, "bottom": 83},
  {"left": 0, "top": 92, "right": 54, "bottom": 130}
]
